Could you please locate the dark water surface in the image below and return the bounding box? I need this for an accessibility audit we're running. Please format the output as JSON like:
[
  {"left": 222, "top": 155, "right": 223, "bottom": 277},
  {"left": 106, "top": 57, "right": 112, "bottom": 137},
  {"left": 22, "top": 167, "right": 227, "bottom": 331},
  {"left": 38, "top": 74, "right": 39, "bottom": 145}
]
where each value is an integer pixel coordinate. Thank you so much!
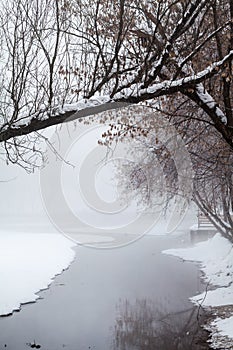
[{"left": 0, "top": 234, "right": 208, "bottom": 350}]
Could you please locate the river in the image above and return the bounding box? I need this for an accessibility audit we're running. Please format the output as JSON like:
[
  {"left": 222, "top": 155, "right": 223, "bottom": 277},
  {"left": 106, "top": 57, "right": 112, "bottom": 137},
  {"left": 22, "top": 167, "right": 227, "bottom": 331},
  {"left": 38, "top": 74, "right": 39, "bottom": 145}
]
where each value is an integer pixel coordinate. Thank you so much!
[{"left": 0, "top": 233, "right": 209, "bottom": 350}]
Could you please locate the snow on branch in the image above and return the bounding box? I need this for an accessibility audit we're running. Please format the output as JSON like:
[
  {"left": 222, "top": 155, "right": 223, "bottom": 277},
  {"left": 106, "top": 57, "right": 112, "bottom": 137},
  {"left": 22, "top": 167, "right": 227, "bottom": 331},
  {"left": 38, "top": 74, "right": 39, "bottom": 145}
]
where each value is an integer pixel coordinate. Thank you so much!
[
  {"left": 0, "top": 51, "right": 232, "bottom": 142},
  {"left": 195, "top": 84, "right": 227, "bottom": 124}
]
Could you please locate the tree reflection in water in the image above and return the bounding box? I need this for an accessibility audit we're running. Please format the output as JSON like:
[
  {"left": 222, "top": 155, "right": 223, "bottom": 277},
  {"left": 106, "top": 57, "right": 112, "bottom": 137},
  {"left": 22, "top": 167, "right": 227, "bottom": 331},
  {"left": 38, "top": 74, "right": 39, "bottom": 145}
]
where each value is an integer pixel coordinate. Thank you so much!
[{"left": 112, "top": 299, "right": 209, "bottom": 350}]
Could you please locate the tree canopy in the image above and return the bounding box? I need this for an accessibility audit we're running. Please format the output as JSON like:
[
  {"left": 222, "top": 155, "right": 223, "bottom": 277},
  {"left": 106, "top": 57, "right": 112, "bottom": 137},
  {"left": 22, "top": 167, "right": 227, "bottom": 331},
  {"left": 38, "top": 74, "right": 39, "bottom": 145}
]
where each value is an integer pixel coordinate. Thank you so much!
[{"left": 0, "top": 0, "right": 232, "bottom": 145}]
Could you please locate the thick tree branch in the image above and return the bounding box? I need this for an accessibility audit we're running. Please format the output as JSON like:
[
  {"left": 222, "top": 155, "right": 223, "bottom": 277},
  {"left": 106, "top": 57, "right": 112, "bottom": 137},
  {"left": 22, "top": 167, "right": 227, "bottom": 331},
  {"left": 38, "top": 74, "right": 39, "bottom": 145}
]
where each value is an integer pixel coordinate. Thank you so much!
[{"left": 0, "top": 51, "right": 232, "bottom": 143}]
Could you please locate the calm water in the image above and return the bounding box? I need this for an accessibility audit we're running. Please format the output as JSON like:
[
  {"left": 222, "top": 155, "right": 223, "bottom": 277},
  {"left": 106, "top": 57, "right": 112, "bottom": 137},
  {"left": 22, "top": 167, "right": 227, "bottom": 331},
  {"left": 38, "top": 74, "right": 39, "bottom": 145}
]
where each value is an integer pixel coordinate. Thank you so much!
[{"left": 0, "top": 234, "right": 208, "bottom": 350}]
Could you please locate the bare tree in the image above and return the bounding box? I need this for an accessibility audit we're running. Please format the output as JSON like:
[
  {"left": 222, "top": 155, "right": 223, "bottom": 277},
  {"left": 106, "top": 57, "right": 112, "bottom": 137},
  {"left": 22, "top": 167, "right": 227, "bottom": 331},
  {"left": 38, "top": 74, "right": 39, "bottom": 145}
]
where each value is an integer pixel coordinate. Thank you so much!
[
  {"left": 109, "top": 107, "right": 233, "bottom": 242},
  {"left": 0, "top": 0, "right": 232, "bottom": 147}
]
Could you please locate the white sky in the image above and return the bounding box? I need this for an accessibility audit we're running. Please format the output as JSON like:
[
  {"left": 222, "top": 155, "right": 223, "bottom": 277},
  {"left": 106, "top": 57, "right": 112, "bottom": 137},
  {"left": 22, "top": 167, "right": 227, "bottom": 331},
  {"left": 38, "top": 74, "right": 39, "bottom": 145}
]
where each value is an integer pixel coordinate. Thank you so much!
[{"left": 0, "top": 162, "right": 44, "bottom": 218}]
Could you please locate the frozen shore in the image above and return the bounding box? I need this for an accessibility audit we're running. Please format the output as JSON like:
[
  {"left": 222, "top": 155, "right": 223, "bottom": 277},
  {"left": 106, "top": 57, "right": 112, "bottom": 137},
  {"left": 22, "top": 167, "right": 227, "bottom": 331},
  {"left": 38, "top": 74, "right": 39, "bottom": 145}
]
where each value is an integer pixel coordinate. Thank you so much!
[
  {"left": 163, "top": 233, "right": 233, "bottom": 349},
  {"left": 0, "top": 232, "right": 76, "bottom": 316}
]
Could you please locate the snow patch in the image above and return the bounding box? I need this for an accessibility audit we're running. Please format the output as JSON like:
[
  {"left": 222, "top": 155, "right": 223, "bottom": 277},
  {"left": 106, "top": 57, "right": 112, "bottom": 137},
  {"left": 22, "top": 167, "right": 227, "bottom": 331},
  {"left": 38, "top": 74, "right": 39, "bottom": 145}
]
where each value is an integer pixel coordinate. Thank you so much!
[
  {"left": 163, "top": 233, "right": 233, "bottom": 347},
  {"left": 212, "top": 316, "right": 233, "bottom": 339},
  {"left": 191, "top": 285, "right": 233, "bottom": 307},
  {"left": 0, "top": 232, "right": 76, "bottom": 316}
]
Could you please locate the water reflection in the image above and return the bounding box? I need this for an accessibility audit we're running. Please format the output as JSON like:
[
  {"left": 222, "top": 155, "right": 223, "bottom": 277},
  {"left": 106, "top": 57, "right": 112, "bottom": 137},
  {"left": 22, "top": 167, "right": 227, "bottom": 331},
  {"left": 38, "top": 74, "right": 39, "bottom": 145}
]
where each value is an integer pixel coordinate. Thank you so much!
[{"left": 112, "top": 298, "right": 207, "bottom": 350}]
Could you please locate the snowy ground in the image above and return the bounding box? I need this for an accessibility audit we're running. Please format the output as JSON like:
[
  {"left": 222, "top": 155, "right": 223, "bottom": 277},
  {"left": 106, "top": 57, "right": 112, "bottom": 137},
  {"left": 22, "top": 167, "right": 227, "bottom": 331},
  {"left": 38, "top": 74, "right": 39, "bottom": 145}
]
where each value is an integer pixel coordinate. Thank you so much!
[
  {"left": 163, "top": 233, "right": 233, "bottom": 349},
  {"left": 0, "top": 232, "right": 76, "bottom": 316}
]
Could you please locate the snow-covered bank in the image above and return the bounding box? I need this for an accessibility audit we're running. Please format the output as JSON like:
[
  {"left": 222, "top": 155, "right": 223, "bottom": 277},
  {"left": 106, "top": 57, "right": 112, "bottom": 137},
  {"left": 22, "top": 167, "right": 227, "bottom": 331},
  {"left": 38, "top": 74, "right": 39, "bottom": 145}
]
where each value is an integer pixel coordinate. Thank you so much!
[
  {"left": 0, "top": 232, "right": 76, "bottom": 316},
  {"left": 163, "top": 233, "right": 233, "bottom": 349}
]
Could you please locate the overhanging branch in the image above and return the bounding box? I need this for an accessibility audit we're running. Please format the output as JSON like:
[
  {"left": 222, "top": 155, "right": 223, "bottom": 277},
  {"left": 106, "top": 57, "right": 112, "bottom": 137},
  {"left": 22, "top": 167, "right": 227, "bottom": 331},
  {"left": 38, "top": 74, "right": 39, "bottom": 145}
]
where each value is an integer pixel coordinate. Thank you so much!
[{"left": 0, "top": 51, "right": 232, "bottom": 143}]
